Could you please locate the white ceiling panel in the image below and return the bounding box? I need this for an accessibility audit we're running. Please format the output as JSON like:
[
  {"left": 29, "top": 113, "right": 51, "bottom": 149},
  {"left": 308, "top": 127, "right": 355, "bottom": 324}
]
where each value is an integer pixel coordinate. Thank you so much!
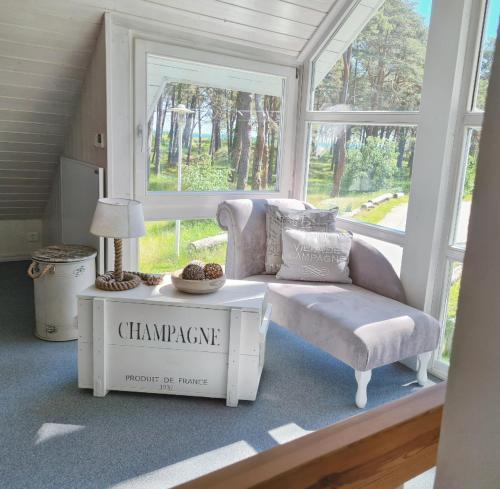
[{"left": 222, "top": 0, "right": 325, "bottom": 25}]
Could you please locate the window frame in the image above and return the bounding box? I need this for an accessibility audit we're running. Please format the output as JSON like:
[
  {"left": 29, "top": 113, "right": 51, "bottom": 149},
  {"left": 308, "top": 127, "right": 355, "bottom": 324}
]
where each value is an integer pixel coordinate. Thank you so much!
[
  {"left": 297, "top": 0, "right": 425, "bottom": 247},
  {"left": 133, "top": 39, "right": 298, "bottom": 222},
  {"left": 426, "top": 0, "right": 488, "bottom": 378},
  {"left": 470, "top": 0, "right": 493, "bottom": 111}
]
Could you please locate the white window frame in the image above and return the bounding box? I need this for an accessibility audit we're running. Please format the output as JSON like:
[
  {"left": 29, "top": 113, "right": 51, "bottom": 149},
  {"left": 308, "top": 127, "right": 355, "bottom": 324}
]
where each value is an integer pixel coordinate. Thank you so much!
[
  {"left": 133, "top": 39, "right": 298, "bottom": 222},
  {"left": 428, "top": 0, "right": 488, "bottom": 378},
  {"left": 295, "top": 0, "right": 422, "bottom": 251}
]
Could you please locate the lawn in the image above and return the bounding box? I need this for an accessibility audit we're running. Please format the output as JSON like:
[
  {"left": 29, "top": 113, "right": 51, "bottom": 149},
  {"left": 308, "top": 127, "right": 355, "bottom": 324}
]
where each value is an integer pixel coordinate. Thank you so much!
[
  {"left": 139, "top": 219, "right": 227, "bottom": 273},
  {"left": 148, "top": 137, "right": 277, "bottom": 192},
  {"left": 307, "top": 191, "right": 384, "bottom": 214},
  {"left": 306, "top": 156, "right": 410, "bottom": 225},
  {"left": 355, "top": 195, "right": 409, "bottom": 225},
  {"left": 441, "top": 272, "right": 461, "bottom": 363}
]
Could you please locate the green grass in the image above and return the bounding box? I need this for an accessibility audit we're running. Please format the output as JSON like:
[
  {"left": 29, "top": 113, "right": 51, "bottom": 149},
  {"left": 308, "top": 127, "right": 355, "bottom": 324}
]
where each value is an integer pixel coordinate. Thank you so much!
[
  {"left": 139, "top": 219, "right": 227, "bottom": 273},
  {"left": 306, "top": 157, "right": 410, "bottom": 224},
  {"left": 355, "top": 196, "right": 409, "bottom": 225},
  {"left": 308, "top": 192, "right": 409, "bottom": 227},
  {"left": 307, "top": 191, "right": 383, "bottom": 214},
  {"left": 441, "top": 275, "right": 461, "bottom": 363},
  {"left": 148, "top": 136, "right": 277, "bottom": 192}
]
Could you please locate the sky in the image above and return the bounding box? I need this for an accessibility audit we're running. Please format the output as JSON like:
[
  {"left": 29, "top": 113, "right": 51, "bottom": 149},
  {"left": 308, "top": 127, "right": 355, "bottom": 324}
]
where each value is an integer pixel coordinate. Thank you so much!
[{"left": 416, "top": 0, "right": 500, "bottom": 39}]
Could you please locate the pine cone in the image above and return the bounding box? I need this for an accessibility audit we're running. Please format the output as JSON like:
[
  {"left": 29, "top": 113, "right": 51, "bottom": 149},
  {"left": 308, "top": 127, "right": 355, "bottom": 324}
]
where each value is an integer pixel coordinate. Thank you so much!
[
  {"left": 182, "top": 263, "right": 205, "bottom": 280},
  {"left": 204, "top": 263, "right": 223, "bottom": 280}
]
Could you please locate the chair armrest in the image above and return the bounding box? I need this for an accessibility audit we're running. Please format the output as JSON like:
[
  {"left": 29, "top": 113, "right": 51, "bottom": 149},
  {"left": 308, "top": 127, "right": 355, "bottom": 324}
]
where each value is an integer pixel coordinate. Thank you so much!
[
  {"left": 217, "top": 198, "right": 311, "bottom": 279},
  {"left": 349, "top": 237, "right": 407, "bottom": 304}
]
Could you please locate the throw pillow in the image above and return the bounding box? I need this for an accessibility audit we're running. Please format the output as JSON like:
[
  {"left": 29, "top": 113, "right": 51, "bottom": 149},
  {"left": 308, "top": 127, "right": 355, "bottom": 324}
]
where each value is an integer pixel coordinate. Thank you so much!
[
  {"left": 277, "top": 229, "right": 352, "bottom": 283},
  {"left": 265, "top": 205, "right": 338, "bottom": 274}
]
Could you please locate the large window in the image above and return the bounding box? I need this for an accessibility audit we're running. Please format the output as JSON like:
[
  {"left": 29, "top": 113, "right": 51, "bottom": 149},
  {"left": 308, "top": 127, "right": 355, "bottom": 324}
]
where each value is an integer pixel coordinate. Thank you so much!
[
  {"left": 134, "top": 42, "right": 296, "bottom": 274},
  {"left": 303, "top": 0, "right": 431, "bottom": 244},
  {"left": 433, "top": 0, "right": 498, "bottom": 375},
  {"left": 306, "top": 123, "right": 416, "bottom": 231},
  {"left": 134, "top": 41, "right": 297, "bottom": 223},
  {"left": 311, "top": 0, "right": 431, "bottom": 111},
  {"left": 146, "top": 56, "right": 283, "bottom": 193}
]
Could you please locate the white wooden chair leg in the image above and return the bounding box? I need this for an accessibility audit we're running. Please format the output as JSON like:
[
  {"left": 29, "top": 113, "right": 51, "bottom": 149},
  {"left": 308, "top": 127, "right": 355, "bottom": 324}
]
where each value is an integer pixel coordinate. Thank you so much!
[
  {"left": 354, "top": 370, "right": 372, "bottom": 408},
  {"left": 417, "top": 351, "right": 432, "bottom": 386}
]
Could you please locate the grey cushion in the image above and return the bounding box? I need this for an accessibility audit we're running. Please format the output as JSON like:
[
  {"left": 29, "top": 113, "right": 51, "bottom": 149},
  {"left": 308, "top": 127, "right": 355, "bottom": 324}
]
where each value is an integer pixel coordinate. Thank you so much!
[
  {"left": 247, "top": 275, "right": 440, "bottom": 371},
  {"left": 265, "top": 205, "right": 338, "bottom": 274},
  {"left": 277, "top": 229, "right": 352, "bottom": 283}
]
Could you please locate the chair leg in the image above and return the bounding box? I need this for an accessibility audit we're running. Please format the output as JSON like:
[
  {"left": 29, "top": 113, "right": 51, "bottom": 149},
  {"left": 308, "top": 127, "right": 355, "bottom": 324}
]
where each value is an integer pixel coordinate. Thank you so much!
[
  {"left": 354, "top": 370, "right": 372, "bottom": 408},
  {"left": 417, "top": 351, "right": 432, "bottom": 386}
]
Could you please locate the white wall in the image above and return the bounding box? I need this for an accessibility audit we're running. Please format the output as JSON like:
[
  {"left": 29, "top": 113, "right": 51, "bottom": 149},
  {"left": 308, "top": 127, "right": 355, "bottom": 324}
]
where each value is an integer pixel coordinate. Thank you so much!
[
  {"left": 0, "top": 219, "right": 42, "bottom": 261},
  {"left": 42, "top": 165, "right": 61, "bottom": 246},
  {"left": 41, "top": 21, "right": 107, "bottom": 251},
  {"left": 64, "top": 23, "right": 107, "bottom": 169}
]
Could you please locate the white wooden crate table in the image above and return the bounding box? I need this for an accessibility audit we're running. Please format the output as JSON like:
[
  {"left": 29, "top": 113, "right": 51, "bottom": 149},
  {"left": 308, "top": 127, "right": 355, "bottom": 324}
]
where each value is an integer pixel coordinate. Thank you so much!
[{"left": 77, "top": 277, "right": 270, "bottom": 407}]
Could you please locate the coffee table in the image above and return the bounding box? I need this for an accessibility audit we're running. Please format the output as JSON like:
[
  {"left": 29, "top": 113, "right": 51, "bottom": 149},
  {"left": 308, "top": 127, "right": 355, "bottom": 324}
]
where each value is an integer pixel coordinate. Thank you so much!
[{"left": 77, "top": 277, "right": 270, "bottom": 406}]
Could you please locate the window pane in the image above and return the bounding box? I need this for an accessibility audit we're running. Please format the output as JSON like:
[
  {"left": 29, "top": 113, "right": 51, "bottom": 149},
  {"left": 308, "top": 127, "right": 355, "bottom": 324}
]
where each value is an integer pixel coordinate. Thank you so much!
[
  {"left": 473, "top": 0, "right": 499, "bottom": 110},
  {"left": 139, "top": 219, "right": 227, "bottom": 273},
  {"left": 453, "top": 129, "right": 480, "bottom": 248},
  {"left": 439, "top": 261, "right": 462, "bottom": 364},
  {"left": 311, "top": 0, "right": 431, "bottom": 111},
  {"left": 147, "top": 55, "right": 283, "bottom": 192},
  {"left": 306, "top": 123, "right": 415, "bottom": 231}
]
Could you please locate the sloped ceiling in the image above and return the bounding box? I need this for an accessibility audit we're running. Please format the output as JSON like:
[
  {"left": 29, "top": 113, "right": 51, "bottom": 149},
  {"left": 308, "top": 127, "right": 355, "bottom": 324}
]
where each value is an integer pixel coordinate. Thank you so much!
[
  {"left": 0, "top": 0, "right": 343, "bottom": 220},
  {"left": 0, "top": 1, "right": 101, "bottom": 220}
]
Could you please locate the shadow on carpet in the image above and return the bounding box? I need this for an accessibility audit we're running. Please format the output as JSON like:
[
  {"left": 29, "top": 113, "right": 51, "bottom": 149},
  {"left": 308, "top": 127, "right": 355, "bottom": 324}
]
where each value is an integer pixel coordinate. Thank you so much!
[{"left": 0, "top": 261, "right": 437, "bottom": 489}]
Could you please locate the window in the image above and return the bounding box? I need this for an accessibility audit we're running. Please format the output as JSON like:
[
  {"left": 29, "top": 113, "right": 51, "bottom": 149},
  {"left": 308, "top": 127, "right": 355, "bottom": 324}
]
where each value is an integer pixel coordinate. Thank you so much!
[
  {"left": 438, "top": 261, "right": 462, "bottom": 364},
  {"left": 431, "top": 0, "right": 497, "bottom": 377},
  {"left": 134, "top": 41, "right": 297, "bottom": 226},
  {"left": 452, "top": 129, "right": 480, "bottom": 248},
  {"left": 473, "top": 0, "right": 500, "bottom": 109},
  {"left": 146, "top": 55, "right": 284, "bottom": 193},
  {"left": 139, "top": 219, "right": 227, "bottom": 273},
  {"left": 311, "top": 0, "right": 432, "bottom": 111},
  {"left": 306, "top": 123, "right": 415, "bottom": 231},
  {"left": 302, "top": 0, "right": 431, "bottom": 247}
]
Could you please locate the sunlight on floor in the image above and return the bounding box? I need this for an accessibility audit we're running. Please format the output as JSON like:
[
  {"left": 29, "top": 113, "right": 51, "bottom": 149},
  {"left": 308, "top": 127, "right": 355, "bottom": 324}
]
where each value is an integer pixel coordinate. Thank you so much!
[
  {"left": 110, "top": 440, "right": 257, "bottom": 489},
  {"left": 34, "top": 423, "right": 85, "bottom": 446},
  {"left": 268, "top": 422, "right": 312, "bottom": 444}
]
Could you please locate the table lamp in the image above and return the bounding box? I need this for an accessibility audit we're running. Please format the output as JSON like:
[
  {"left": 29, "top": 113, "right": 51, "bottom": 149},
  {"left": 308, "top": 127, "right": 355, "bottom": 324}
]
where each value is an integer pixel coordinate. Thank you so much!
[{"left": 90, "top": 198, "right": 146, "bottom": 290}]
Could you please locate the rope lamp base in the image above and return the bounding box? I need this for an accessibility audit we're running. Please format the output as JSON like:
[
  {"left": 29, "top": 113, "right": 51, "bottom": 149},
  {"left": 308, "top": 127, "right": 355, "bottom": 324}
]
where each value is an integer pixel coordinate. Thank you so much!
[
  {"left": 95, "top": 271, "right": 141, "bottom": 291},
  {"left": 95, "top": 238, "right": 164, "bottom": 291},
  {"left": 95, "top": 271, "right": 164, "bottom": 291}
]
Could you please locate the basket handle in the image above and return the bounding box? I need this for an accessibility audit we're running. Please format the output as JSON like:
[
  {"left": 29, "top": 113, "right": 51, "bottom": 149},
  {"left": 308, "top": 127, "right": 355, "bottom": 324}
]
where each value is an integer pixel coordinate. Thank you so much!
[{"left": 27, "top": 261, "right": 55, "bottom": 280}]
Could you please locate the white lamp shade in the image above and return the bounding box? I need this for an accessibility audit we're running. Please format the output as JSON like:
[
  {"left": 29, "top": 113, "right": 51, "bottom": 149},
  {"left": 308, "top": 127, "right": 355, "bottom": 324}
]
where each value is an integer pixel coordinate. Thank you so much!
[{"left": 90, "top": 198, "right": 146, "bottom": 238}]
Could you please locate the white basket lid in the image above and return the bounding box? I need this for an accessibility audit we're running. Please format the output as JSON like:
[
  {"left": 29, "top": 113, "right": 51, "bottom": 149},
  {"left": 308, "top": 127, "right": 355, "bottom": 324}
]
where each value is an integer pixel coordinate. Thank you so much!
[{"left": 32, "top": 244, "right": 97, "bottom": 263}]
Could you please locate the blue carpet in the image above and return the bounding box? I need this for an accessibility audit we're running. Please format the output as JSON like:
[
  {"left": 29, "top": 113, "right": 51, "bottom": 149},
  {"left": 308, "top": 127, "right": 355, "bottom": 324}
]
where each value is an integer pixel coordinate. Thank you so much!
[{"left": 0, "top": 261, "right": 435, "bottom": 488}]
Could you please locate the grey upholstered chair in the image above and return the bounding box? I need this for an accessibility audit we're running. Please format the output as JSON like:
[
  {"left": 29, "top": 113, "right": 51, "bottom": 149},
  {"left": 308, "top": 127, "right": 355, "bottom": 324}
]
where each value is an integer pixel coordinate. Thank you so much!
[{"left": 217, "top": 198, "right": 440, "bottom": 408}]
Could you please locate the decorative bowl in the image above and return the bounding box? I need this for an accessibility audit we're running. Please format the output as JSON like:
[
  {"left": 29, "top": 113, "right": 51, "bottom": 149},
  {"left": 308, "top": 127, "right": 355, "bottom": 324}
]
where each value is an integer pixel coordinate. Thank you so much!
[{"left": 171, "top": 269, "right": 226, "bottom": 294}]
